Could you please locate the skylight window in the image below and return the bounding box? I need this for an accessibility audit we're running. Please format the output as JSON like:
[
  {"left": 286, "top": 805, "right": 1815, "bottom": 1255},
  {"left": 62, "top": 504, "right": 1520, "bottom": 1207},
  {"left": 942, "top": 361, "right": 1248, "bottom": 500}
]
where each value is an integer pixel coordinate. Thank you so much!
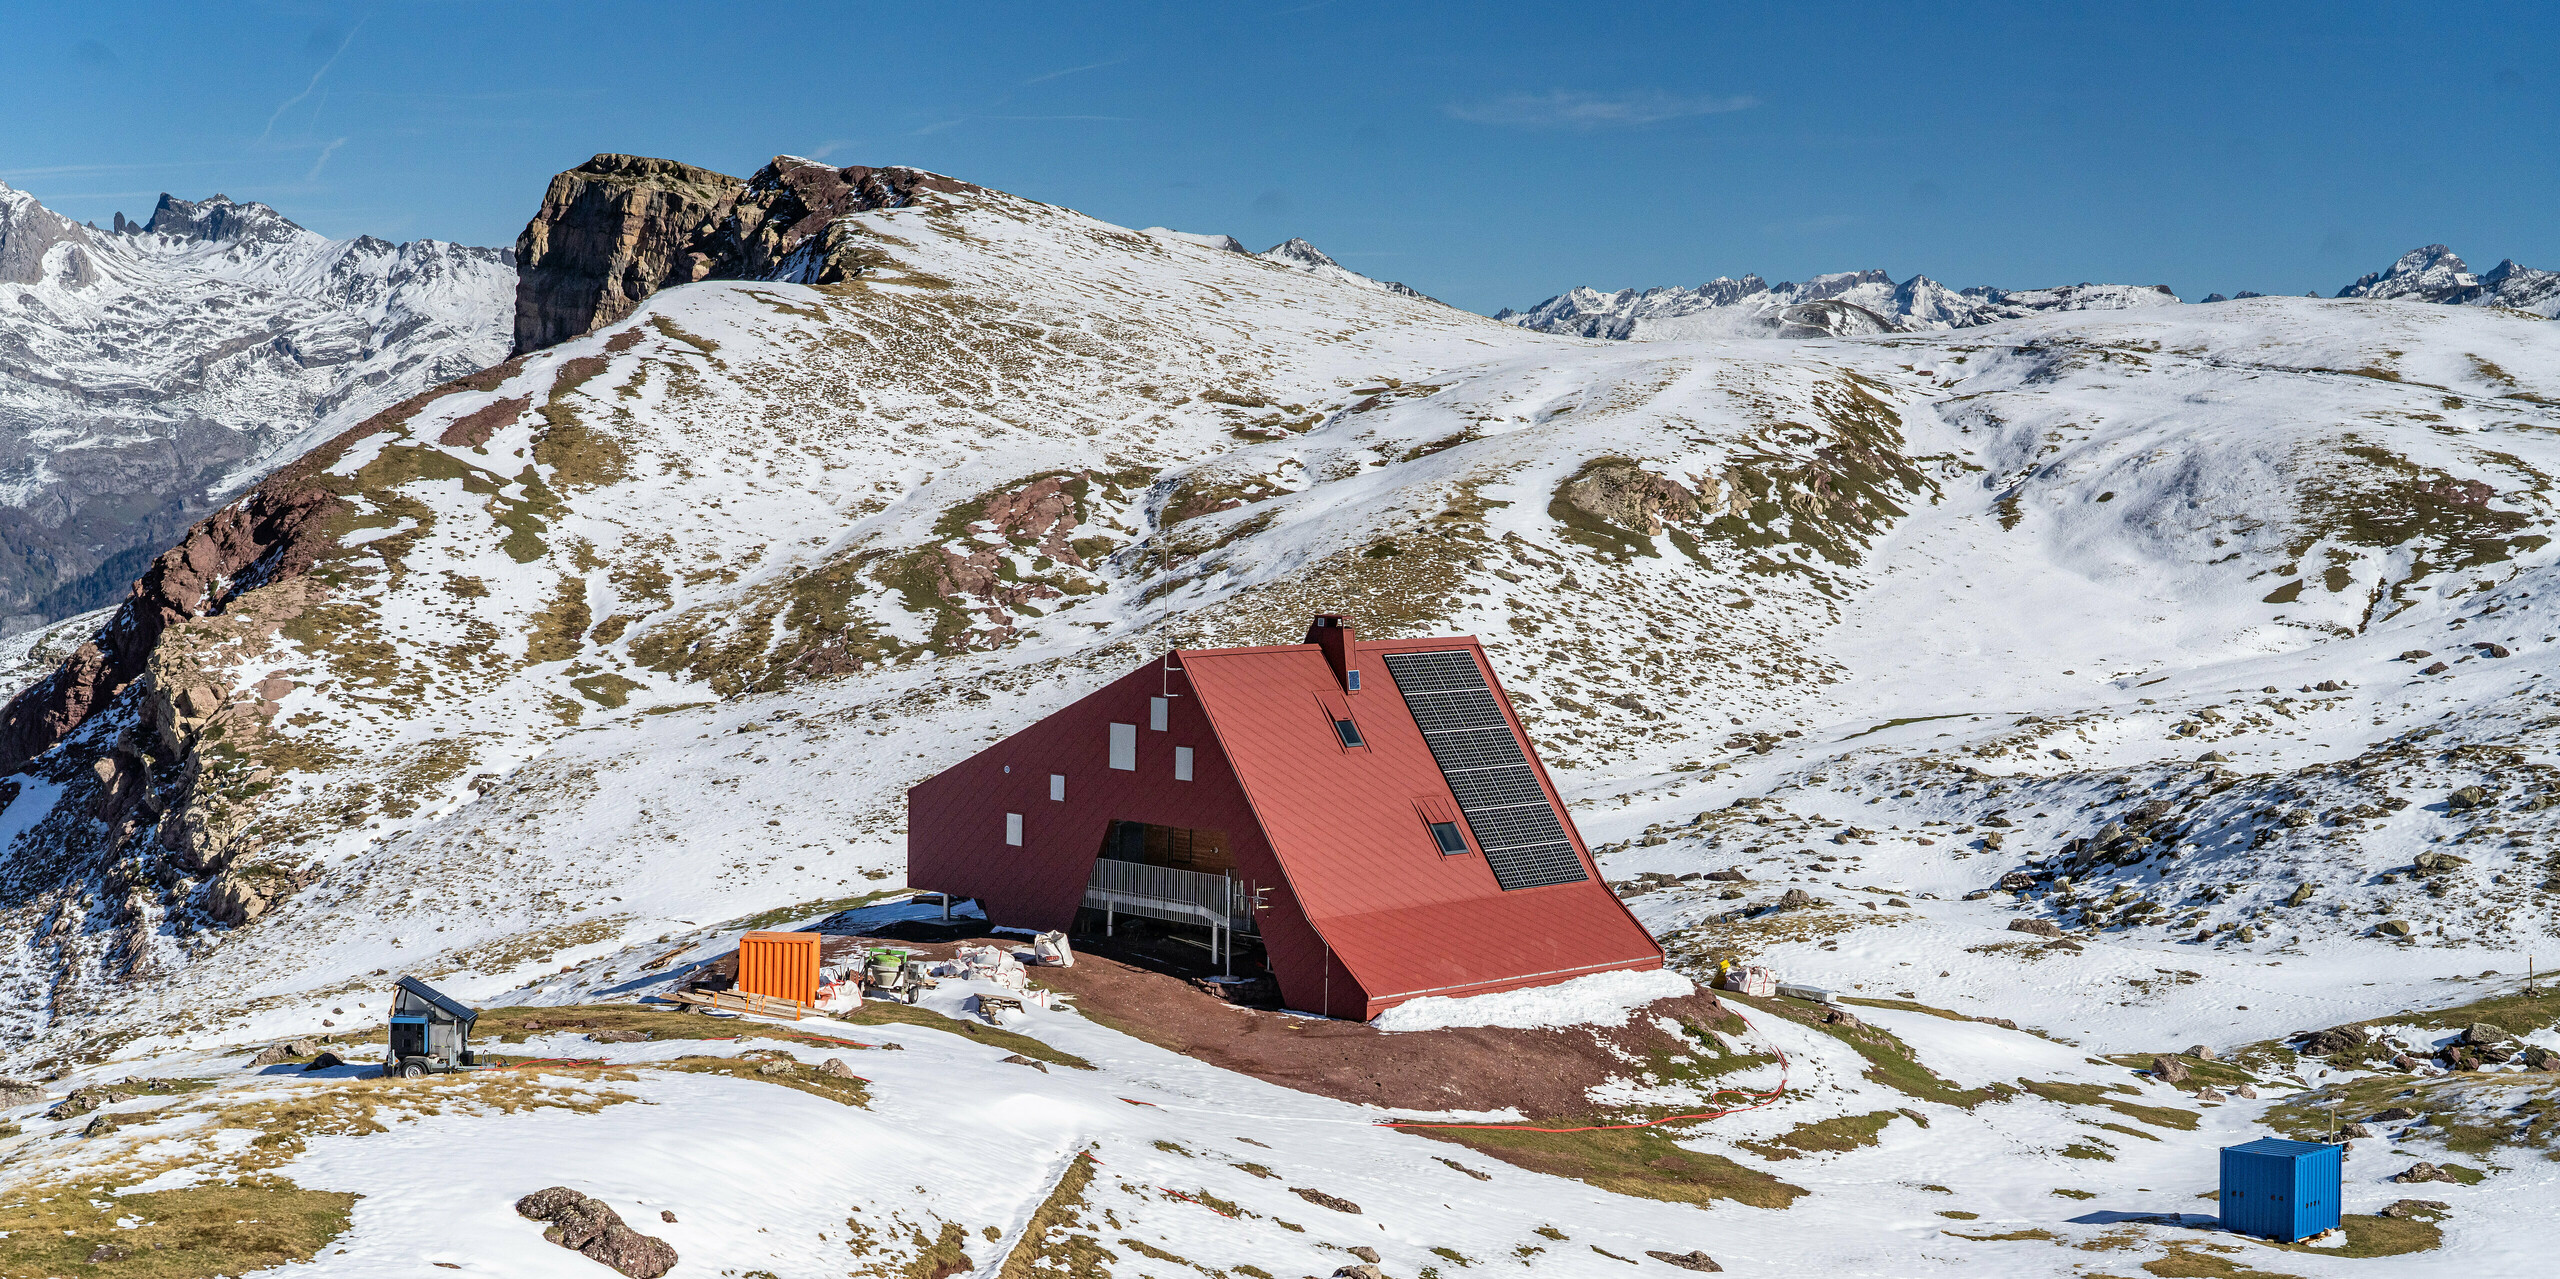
[
  {"left": 1333, "top": 717, "right": 1365, "bottom": 749},
  {"left": 1429, "top": 821, "right": 1467, "bottom": 854}
]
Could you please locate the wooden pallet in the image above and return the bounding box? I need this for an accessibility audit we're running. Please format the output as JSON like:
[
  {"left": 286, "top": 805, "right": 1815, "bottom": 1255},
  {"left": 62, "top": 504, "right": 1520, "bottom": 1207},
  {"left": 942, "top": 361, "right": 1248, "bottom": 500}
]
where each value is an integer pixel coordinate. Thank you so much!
[{"left": 671, "top": 989, "right": 808, "bottom": 1020}]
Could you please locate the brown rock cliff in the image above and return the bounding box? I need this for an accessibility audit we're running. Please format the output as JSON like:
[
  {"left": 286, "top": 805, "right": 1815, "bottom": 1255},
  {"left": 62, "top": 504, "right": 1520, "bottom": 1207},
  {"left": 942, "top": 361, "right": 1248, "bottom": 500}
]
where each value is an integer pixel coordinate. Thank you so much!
[{"left": 510, "top": 153, "right": 980, "bottom": 356}]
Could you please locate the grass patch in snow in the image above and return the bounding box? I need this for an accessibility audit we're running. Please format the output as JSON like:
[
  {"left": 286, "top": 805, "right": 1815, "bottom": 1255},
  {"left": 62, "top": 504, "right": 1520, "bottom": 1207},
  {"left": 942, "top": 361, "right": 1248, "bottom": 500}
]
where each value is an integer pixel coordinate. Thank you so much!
[
  {"left": 2020, "top": 1080, "right": 2201, "bottom": 1131},
  {"left": 2101, "top": 1052, "right": 2263, "bottom": 1093},
  {"left": 727, "top": 887, "right": 912, "bottom": 931},
  {"left": 470, "top": 1000, "right": 1091, "bottom": 1071},
  {"left": 1945, "top": 1228, "right": 2055, "bottom": 1242},
  {"left": 1728, "top": 993, "right": 2008, "bottom": 1108},
  {"left": 1739, "top": 1109, "right": 1901, "bottom": 1159},
  {"left": 2248, "top": 1212, "right": 2443, "bottom": 1261},
  {"left": 2139, "top": 1239, "right": 2304, "bottom": 1278},
  {"left": 0, "top": 1179, "right": 355, "bottom": 1278},
  {"left": 1404, "top": 1124, "right": 1805, "bottom": 1210},
  {"left": 996, "top": 1148, "right": 1111, "bottom": 1279},
  {"left": 654, "top": 1053, "right": 870, "bottom": 1107}
]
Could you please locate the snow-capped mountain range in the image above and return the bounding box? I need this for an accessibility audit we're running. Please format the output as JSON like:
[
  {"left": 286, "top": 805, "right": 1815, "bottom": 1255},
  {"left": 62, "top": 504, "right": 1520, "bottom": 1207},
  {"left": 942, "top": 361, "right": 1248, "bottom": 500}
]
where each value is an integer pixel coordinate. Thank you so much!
[
  {"left": 1501, "top": 244, "right": 2560, "bottom": 341},
  {"left": 0, "top": 182, "right": 514, "bottom": 637}
]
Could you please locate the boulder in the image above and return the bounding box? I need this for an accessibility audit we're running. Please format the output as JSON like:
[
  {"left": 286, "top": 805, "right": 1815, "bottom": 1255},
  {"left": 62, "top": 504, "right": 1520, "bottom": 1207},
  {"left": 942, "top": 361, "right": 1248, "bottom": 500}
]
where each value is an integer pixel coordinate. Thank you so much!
[
  {"left": 1332, "top": 1267, "right": 1387, "bottom": 1279},
  {"left": 2446, "top": 786, "right": 2486, "bottom": 810},
  {"left": 2379, "top": 1199, "right": 2448, "bottom": 1219},
  {"left": 2367, "top": 1107, "right": 2416, "bottom": 1122},
  {"left": 2195, "top": 1087, "right": 2225, "bottom": 1101},
  {"left": 1822, "top": 1009, "right": 1865, "bottom": 1030},
  {"left": 246, "top": 1044, "right": 293, "bottom": 1068},
  {"left": 1348, "top": 1246, "right": 1381, "bottom": 1263},
  {"left": 2236, "top": 1084, "right": 2258, "bottom": 1100},
  {"left": 2413, "top": 851, "right": 2468, "bottom": 873},
  {"left": 82, "top": 1113, "right": 118, "bottom": 1136},
  {"left": 2422, "top": 661, "right": 2450, "bottom": 675},
  {"left": 2292, "top": 1026, "right": 2365, "bottom": 1056},
  {"left": 2184, "top": 1044, "right": 2219, "bottom": 1061},
  {"left": 1776, "top": 888, "right": 1815, "bottom": 910},
  {"left": 2284, "top": 883, "right": 2316, "bottom": 907},
  {"left": 1704, "top": 869, "right": 1749, "bottom": 882},
  {"left": 2398, "top": 650, "right": 2433, "bottom": 661},
  {"left": 2008, "top": 918, "right": 2064, "bottom": 939},
  {"left": 2460, "top": 1022, "right": 2509, "bottom": 1046},
  {"left": 2391, "top": 1162, "right": 2454, "bottom": 1185},
  {"left": 2521, "top": 1046, "right": 2560, "bottom": 1072},
  {"left": 515, "top": 1186, "right": 679, "bottom": 1279},
  {"left": 1646, "top": 1252, "right": 1723, "bottom": 1273},
  {"left": 585, "top": 1029, "right": 648, "bottom": 1044},
  {"left": 1290, "top": 1186, "right": 1362, "bottom": 1214},
  {"left": 659, "top": 1210, "right": 677, "bottom": 1224},
  {"left": 2341, "top": 1123, "right": 2375, "bottom": 1138},
  {"left": 817, "top": 1057, "right": 857, "bottom": 1078},
  {"left": 2379, "top": 920, "right": 2414, "bottom": 937},
  {"left": 1997, "top": 871, "right": 2038, "bottom": 892},
  {"left": 2441, "top": 1046, "right": 2481, "bottom": 1072},
  {"left": 1560, "top": 462, "right": 1703, "bottom": 537},
  {"left": 2149, "top": 1055, "right": 2192, "bottom": 1084}
]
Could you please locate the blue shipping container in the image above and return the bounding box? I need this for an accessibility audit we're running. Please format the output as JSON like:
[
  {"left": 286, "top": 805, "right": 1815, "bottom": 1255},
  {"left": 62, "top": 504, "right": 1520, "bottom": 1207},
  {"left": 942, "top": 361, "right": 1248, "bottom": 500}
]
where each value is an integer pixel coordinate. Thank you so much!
[{"left": 2219, "top": 1138, "right": 2342, "bottom": 1242}]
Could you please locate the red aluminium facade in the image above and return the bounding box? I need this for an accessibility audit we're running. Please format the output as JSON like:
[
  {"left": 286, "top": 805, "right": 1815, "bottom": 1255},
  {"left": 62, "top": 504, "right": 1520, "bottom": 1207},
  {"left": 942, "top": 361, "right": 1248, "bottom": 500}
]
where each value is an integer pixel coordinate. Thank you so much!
[{"left": 906, "top": 617, "right": 1663, "bottom": 1019}]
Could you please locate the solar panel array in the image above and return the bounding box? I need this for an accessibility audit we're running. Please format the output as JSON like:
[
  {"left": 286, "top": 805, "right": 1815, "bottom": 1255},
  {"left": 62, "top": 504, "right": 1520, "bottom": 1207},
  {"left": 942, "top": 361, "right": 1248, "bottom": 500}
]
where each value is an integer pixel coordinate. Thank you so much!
[{"left": 1382, "top": 649, "right": 1590, "bottom": 890}]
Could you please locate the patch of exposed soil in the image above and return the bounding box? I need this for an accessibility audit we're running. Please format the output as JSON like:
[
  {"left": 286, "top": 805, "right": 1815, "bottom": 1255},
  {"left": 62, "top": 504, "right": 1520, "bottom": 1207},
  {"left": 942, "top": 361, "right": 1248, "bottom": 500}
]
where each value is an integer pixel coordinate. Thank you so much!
[{"left": 1024, "top": 946, "right": 1744, "bottom": 1119}]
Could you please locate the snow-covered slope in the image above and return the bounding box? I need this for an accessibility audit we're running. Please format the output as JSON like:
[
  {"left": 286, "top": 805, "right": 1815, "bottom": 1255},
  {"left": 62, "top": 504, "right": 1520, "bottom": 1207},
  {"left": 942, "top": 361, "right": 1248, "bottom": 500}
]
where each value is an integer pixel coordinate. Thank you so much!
[
  {"left": 0, "top": 182, "right": 513, "bottom": 636},
  {"left": 1, "top": 164, "right": 2557, "bottom": 1276}
]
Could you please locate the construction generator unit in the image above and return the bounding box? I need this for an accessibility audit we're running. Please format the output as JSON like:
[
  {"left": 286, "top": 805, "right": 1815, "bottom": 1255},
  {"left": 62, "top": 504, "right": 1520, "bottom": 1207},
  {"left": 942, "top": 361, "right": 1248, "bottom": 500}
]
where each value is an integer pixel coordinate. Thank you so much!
[{"left": 386, "top": 975, "right": 481, "bottom": 1077}]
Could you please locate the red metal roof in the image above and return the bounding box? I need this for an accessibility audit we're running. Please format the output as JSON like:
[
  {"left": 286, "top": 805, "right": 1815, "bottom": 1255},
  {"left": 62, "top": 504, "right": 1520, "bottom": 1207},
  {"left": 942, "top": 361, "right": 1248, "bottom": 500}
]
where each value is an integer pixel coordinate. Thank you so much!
[{"left": 1180, "top": 632, "right": 1661, "bottom": 1009}]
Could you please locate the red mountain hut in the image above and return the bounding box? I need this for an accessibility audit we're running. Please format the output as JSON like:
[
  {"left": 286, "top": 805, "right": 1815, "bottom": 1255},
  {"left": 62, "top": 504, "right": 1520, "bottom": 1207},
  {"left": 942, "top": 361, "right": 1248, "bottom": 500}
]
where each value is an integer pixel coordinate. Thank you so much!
[{"left": 905, "top": 616, "right": 1664, "bottom": 1019}]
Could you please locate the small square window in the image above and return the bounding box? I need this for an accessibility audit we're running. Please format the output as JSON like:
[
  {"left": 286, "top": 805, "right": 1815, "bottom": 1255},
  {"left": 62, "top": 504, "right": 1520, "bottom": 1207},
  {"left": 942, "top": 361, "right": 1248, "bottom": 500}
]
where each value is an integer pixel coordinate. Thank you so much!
[
  {"left": 1333, "top": 717, "right": 1365, "bottom": 749},
  {"left": 1174, "top": 746, "right": 1194, "bottom": 781},
  {"left": 1429, "top": 821, "right": 1467, "bottom": 855},
  {"left": 1150, "top": 697, "right": 1168, "bottom": 730},
  {"left": 1049, "top": 774, "right": 1065, "bottom": 802},
  {"left": 1346, "top": 669, "right": 1362, "bottom": 691},
  {"left": 1005, "top": 813, "right": 1023, "bottom": 846}
]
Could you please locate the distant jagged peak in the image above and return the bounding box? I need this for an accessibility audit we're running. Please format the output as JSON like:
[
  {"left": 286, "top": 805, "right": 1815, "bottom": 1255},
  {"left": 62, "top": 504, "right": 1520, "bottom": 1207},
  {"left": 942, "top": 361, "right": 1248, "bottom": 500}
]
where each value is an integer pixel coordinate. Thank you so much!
[
  {"left": 1252, "top": 236, "right": 1439, "bottom": 302},
  {"left": 2337, "top": 244, "right": 2478, "bottom": 301},
  {"left": 2334, "top": 243, "right": 2558, "bottom": 315},
  {"left": 1258, "top": 236, "right": 1341, "bottom": 270},
  {"left": 1141, "top": 228, "right": 1250, "bottom": 254},
  {"left": 1500, "top": 267, "right": 2178, "bottom": 340},
  {"left": 135, "top": 191, "right": 307, "bottom": 246}
]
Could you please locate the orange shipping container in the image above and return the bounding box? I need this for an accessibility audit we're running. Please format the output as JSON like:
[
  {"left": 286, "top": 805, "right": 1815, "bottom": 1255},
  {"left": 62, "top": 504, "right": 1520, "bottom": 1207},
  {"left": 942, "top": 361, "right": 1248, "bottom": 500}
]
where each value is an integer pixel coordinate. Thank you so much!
[{"left": 735, "top": 931, "right": 820, "bottom": 1005}]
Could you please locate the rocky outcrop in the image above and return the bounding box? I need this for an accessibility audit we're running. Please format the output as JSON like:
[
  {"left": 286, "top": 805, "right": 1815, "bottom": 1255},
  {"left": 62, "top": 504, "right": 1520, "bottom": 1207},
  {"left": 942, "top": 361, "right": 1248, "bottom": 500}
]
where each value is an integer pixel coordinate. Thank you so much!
[
  {"left": 1559, "top": 461, "right": 1708, "bottom": 537},
  {"left": 510, "top": 154, "right": 980, "bottom": 355},
  {"left": 0, "top": 440, "right": 354, "bottom": 774},
  {"left": 516, "top": 1186, "right": 678, "bottom": 1278}
]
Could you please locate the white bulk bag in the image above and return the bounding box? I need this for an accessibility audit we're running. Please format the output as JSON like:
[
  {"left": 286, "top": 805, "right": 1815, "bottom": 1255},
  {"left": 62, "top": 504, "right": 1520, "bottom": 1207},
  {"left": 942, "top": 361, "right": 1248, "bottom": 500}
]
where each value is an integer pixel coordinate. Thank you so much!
[{"left": 1030, "top": 930, "right": 1075, "bottom": 967}]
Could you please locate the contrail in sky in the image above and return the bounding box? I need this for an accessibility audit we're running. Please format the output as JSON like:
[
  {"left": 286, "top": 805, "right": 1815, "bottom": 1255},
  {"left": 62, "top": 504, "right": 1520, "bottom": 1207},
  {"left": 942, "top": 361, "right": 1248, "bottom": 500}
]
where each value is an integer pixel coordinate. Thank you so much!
[{"left": 259, "top": 22, "right": 363, "bottom": 145}]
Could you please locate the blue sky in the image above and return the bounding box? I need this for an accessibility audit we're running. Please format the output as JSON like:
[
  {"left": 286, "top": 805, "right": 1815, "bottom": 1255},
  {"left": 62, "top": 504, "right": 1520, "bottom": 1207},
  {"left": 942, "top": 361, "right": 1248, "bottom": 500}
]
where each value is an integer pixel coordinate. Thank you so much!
[{"left": 4, "top": 1, "right": 2553, "bottom": 314}]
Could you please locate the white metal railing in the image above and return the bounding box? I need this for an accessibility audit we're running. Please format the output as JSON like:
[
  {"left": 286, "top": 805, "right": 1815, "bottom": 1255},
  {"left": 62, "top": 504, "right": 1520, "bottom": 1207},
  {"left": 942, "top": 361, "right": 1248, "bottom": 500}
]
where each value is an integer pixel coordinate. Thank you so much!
[
  {"left": 1083, "top": 857, "right": 1257, "bottom": 970},
  {"left": 1083, "top": 858, "right": 1254, "bottom": 930}
]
